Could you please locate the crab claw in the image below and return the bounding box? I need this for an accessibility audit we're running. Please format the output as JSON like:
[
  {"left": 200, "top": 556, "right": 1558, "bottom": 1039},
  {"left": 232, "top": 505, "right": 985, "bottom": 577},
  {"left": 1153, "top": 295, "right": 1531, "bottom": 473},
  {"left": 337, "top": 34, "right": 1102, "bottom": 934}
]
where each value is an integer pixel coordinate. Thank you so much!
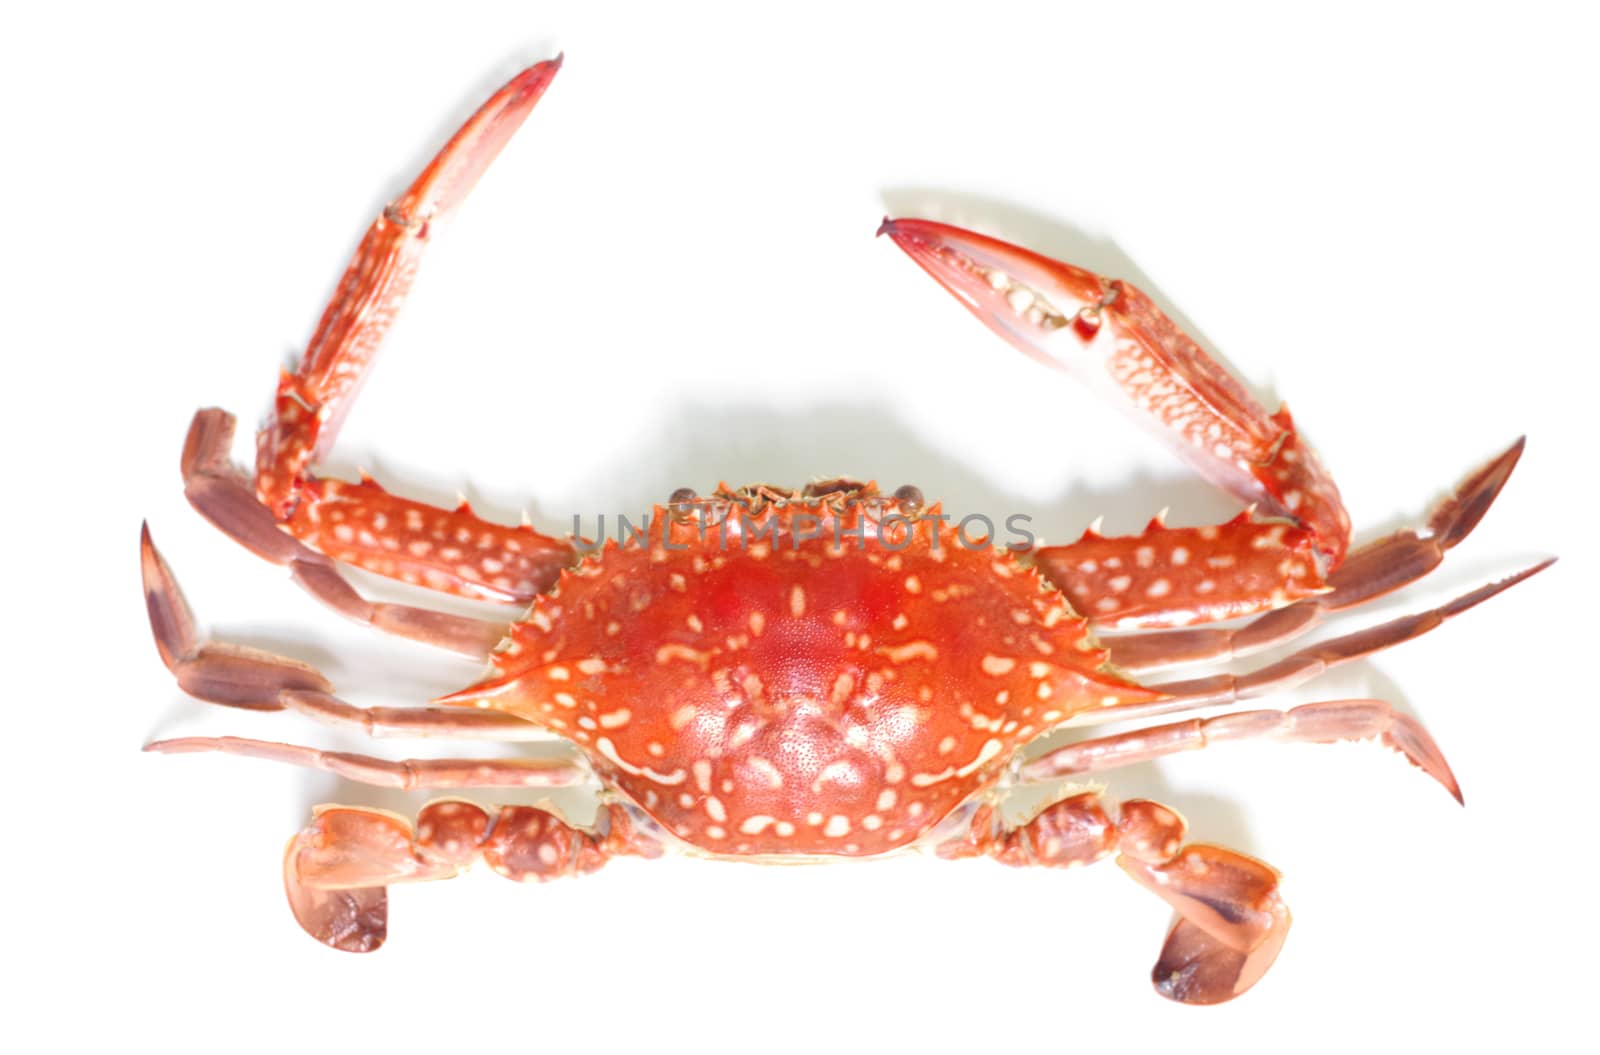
[
  {"left": 880, "top": 217, "right": 1353, "bottom": 565},
  {"left": 878, "top": 218, "right": 1112, "bottom": 365},
  {"left": 392, "top": 54, "right": 564, "bottom": 226}
]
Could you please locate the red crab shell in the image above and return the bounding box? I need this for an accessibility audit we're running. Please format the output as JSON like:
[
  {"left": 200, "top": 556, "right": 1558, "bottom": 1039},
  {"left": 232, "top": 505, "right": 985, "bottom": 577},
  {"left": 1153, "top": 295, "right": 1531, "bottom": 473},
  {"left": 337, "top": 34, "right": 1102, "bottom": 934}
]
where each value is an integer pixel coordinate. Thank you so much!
[{"left": 446, "top": 485, "right": 1160, "bottom": 856}]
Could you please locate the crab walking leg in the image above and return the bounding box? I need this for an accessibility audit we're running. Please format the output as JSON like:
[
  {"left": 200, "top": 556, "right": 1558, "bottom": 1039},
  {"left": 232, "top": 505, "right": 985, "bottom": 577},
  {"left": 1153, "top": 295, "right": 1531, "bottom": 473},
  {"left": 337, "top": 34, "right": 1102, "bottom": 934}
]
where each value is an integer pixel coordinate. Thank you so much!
[
  {"left": 144, "top": 736, "right": 588, "bottom": 789},
  {"left": 1149, "top": 559, "right": 1553, "bottom": 704},
  {"left": 1021, "top": 699, "right": 1461, "bottom": 801},
  {"left": 143, "top": 522, "right": 543, "bottom": 738},
  {"left": 278, "top": 690, "right": 555, "bottom": 740},
  {"left": 879, "top": 218, "right": 1352, "bottom": 566},
  {"left": 1068, "top": 558, "right": 1553, "bottom": 729},
  {"left": 284, "top": 801, "right": 657, "bottom": 951},
  {"left": 941, "top": 794, "right": 1288, "bottom": 1004},
  {"left": 249, "top": 58, "right": 574, "bottom": 603},
  {"left": 173, "top": 417, "right": 512, "bottom": 657},
  {"left": 1096, "top": 438, "right": 1526, "bottom": 662}
]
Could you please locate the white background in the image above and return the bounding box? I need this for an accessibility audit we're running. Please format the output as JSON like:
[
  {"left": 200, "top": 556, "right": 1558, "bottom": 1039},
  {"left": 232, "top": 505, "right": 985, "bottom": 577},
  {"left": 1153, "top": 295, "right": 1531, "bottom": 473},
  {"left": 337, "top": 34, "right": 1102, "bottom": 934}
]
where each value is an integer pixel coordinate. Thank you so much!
[{"left": 6, "top": 2, "right": 1594, "bottom": 1050}]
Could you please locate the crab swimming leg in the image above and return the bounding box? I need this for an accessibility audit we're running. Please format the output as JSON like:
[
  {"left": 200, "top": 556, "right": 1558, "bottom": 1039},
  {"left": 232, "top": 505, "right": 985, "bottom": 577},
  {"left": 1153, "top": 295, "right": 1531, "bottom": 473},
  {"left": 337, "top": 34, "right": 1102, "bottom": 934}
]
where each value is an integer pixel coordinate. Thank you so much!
[
  {"left": 279, "top": 801, "right": 657, "bottom": 952},
  {"left": 941, "top": 793, "right": 1288, "bottom": 1004},
  {"left": 248, "top": 58, "right": 572, "bottom": 603}
]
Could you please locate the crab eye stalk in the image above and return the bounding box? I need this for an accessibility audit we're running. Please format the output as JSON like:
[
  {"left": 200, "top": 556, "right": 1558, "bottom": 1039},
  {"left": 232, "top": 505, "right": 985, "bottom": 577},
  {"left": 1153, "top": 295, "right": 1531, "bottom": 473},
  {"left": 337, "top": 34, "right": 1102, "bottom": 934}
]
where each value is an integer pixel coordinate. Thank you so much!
[{"left": 892, "top": 484, "right": 925, "bottom": 513}]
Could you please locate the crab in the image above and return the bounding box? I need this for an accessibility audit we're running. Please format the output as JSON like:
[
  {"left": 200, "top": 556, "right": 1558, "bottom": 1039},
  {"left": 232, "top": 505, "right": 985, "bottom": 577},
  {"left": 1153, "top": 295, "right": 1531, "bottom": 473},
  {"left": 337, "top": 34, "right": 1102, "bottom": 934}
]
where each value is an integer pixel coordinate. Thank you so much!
[{"left": 141, "top": 57, "right": 1550, "bottom": 1005}]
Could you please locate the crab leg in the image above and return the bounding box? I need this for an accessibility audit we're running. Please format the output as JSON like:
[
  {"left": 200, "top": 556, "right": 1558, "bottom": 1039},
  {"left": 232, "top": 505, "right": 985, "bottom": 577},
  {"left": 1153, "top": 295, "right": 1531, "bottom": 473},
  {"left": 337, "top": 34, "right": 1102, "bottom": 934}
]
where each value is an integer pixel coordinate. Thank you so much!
[
  {"left": 284, "top": 801, "right": 655, "bottom": 951},
  {"left": 144, "top": 522, "right": 542, "bottom": 739},
  {"left": 1149, "top": 559, "right": 1551, "bottom": 704},
  {"left": 277, "top": 690, "right": 553, "bottom": 740},
  {"left": 1021, "top": 698, "right": 1460, "bottom": 801},
  {"left": 880, "top": 218, "right": 1352, "bottom": 573},
  {"left": 249, "top": 58, "right": 573, "bottom": 603},
  {"left": 942, "top": 793, "right": 1288, "bottom": 1004},
  {"left": 144, "top": 736, "right": 585, "bottom": 788},
  {"left": 1068, "top": 558, "right": 1552, "bottom": 728},
  {"left": 1099, "top": 438, "right": 1525, "bottom": 666},
  {"left": 172, "top": 419, "right": 511, "bottom": 658}
]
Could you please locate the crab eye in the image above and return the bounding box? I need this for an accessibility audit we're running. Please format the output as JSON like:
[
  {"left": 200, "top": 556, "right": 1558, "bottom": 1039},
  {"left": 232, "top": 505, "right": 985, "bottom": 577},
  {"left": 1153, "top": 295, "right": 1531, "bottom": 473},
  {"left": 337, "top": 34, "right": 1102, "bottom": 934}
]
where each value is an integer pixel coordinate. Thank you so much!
[
  {"left": 893, "top": 484, "right": 925, "bottom": 512},
  {"left": 669, "top": 487, "right": 698, "bottom": 512}
]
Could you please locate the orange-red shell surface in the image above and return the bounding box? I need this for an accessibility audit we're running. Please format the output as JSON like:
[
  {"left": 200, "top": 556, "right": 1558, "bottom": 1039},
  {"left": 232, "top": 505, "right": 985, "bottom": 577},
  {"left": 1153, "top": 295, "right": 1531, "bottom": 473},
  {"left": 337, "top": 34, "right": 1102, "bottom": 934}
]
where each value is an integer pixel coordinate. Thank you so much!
[{"left": 447, "top": 491, "right": 1157, "bottom": 856}]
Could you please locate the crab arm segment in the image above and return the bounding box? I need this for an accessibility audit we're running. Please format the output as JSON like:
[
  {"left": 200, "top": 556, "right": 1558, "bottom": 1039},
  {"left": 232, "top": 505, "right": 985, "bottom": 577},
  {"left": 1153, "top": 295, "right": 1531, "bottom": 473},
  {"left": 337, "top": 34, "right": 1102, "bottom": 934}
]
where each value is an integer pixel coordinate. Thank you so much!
[
  {"left": 1021, "top": 698, "right": 1461, "bottom": 802},
  {"left": 941, "top": 793, "right": 1288, "bottom": 1004},
  {"left": 282, "top": 474, "right": 574, "bottom": 604},
  {"left": 1038, "top": 513, "right": 1324, "bottom": 629},
  {"left": 1100, "top": 437, "right": 1526, "bottom": 662},
  {"left": 244, "top": 59, "right": 574, "bottom": 603},
  {"left": 1043, "top": 436, "right": 1526, "bottom": 634},
  {"left": 879, "top": 218, "right": 1351, "bottom": 565},
  {"left": 257, "top": 57, "right": 562, "bottom": 513},
  {"left": 195, "top": 409, "right": 571, "bottom": 611},
  {"left": 284, "top": 800, "right": 655, "bottom": 952},
  {"left": 166, "top": 430, "right": 515, "bottom": 657}
]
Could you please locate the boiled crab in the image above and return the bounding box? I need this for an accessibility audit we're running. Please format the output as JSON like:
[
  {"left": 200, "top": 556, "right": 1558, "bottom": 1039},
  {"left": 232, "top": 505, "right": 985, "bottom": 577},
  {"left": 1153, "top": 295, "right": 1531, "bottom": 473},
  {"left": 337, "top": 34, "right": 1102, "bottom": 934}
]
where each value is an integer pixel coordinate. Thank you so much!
[{"left": 142, "top": 57, "right": 1549, "bottom": 1004}]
